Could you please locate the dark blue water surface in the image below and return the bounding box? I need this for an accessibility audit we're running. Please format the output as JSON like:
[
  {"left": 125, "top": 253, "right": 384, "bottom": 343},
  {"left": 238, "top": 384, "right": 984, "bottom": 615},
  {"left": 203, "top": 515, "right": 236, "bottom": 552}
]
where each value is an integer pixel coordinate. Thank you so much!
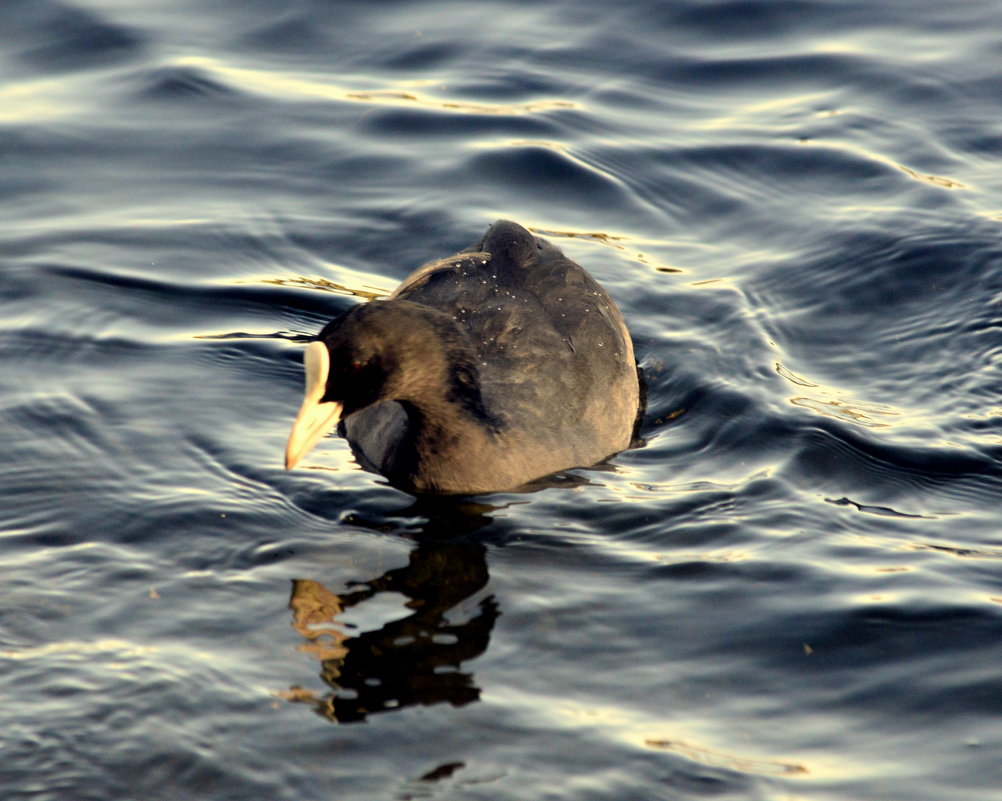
[{"left": 3, "top": 1, "right": 1002, "bottom": 799}]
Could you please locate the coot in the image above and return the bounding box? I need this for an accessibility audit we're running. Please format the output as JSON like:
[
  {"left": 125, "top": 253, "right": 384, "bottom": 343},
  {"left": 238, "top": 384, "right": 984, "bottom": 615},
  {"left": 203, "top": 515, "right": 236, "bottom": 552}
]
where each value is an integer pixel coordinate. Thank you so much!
[{"left": 285, "top": 220, "right": 640, "bottom": 494}]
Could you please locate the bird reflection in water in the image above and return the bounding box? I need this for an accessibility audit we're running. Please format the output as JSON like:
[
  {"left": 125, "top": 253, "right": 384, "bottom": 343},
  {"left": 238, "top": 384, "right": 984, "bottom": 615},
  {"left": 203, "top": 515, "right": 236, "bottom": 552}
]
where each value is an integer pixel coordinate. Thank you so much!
[{"left": 282, "top": 533, "right": 497, "bottom": 724}]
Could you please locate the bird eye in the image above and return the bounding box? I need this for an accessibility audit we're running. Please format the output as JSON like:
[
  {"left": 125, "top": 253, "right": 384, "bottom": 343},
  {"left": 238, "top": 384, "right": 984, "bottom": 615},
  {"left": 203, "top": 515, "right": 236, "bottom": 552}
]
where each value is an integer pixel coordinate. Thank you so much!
[{"left": 349, "top": 361, "right": 363, "bottom": 373}]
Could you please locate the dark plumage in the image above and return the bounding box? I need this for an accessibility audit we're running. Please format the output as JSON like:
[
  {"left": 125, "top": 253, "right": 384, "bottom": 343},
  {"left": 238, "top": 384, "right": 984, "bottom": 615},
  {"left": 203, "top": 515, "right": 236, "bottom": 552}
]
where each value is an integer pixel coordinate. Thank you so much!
[{"left": 285, "top": 220, "right": 641, "bottom": 494}]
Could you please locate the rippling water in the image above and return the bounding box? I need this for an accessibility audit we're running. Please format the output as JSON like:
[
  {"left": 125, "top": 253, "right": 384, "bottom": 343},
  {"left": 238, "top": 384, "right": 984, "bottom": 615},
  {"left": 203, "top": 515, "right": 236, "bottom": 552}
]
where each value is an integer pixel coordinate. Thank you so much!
[{"left": 3, "top": 1, "right": 1002, "bottom": 799}]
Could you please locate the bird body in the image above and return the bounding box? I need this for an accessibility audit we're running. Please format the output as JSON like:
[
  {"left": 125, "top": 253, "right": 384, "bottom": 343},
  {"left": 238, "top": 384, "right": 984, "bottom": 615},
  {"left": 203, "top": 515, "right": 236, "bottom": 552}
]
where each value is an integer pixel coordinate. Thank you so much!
[{"left": 285, "top": 220, "right": 640, "bottom": 494}]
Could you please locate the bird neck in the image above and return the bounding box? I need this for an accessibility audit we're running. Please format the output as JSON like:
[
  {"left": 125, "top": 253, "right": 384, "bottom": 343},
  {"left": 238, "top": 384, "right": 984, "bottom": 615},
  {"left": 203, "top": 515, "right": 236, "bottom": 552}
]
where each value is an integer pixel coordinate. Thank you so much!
[
  {"left": 364, "top": 309, "right": 501, "bottom": 491},
  {"left": 383, "top": 304, "right": 500, "bottom": 431},
  {"left": 403, "top": 345, "right": 503, "bottom": 450},
  {"left": 381, "top": 396, "right": 501, "bottom": 493}
]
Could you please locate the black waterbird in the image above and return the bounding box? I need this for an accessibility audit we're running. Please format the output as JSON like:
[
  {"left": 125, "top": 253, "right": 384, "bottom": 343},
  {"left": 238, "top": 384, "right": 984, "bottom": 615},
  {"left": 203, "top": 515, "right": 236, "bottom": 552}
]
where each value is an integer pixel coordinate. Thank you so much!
[{"left": 285, "top": 220, "right": 641, "bottom": 494}]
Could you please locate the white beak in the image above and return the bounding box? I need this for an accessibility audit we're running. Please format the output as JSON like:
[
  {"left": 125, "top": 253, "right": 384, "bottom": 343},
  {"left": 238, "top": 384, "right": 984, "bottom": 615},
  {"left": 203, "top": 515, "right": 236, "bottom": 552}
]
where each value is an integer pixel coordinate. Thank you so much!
[{"left": 285, "top": 341, "right": 343, "bottom": 469}]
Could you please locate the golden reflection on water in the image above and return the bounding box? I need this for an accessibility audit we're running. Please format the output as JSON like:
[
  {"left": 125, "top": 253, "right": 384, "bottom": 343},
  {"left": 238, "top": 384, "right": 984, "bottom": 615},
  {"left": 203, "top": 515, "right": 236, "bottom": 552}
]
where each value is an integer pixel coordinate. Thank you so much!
[
  {"left": 776, "top": 362, "right": 898, "bottom": 428},
  {"left": 796, "top": 139, "right": 967, "bottom": 192},
  {"left": 176, "top": 55, "right": 578, "bottom": 116},
  {"left": 790, "top": 396, "right": 896, "bottom": 427},
  {"left": 644, "top": 737, "right": 809, "bottom": 777},
  {"left": 531, "top": 225, "right": 683, "bottom": 273},
  {"left": 288, "top": 579, "right": 349, "bottom": 661},
  {"left": 258, "top": 274, "right": 389, "bottom": 301},
  {"left": 896, "top": 164, "right": 965, "bottom": 190},
  {"left": 344, "top": 90, "right": 575, "bottom": 115},
  {"left": 193, "top": 274, "right": 390, "bottom": 343},
  {"left": 546, "top": 698, "right": 818, "bottom": 780}
]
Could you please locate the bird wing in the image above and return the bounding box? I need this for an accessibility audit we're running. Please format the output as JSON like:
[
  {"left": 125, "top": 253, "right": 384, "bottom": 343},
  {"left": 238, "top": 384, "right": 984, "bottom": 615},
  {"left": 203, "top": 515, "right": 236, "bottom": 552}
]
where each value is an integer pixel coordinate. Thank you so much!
[{"left": 389, "top": 252, "right": 492, "bottom": 303}]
